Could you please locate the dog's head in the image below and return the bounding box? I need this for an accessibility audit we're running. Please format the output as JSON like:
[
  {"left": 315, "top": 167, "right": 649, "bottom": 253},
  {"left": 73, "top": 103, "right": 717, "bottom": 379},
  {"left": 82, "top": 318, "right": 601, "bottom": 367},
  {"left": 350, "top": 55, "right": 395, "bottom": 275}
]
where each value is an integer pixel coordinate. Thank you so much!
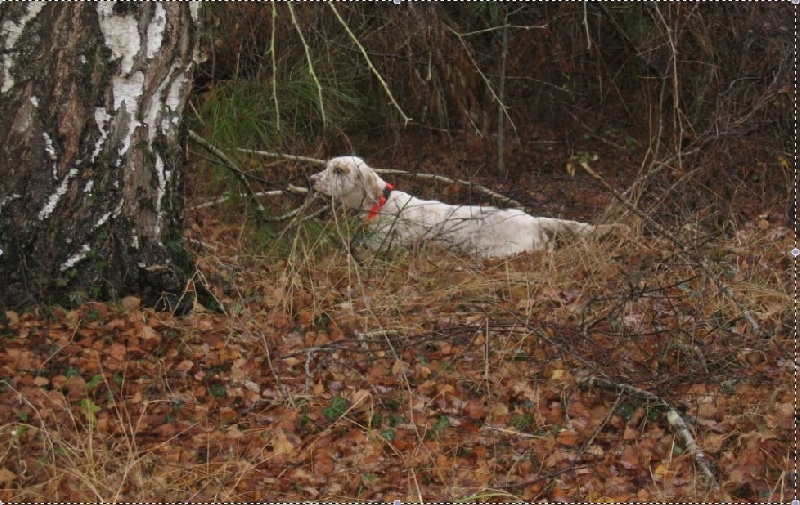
[{"left": 310, "top": 156, "right": 386, "bottom": 211}]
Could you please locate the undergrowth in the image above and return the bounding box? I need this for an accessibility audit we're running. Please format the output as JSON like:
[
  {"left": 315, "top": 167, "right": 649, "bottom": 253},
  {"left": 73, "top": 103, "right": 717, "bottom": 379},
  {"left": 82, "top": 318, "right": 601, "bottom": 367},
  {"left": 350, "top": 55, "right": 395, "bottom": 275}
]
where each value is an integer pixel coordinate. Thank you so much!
[{"left": 2, "top": 199, "right": 792, "bottom": 500}]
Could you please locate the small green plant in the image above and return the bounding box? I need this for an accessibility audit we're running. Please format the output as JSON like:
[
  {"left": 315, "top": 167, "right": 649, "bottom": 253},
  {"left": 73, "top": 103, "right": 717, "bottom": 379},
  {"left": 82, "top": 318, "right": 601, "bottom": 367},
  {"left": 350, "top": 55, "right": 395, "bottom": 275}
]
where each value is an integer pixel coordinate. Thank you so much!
[
  {"left": 509, "top": 412, "right": 533, "bottom": 431},
  {"left": 322, "top": 395, "right": 349, "bottom": 422},
  {"left": 209, "top": 383, "right": 228, "bottom": 398},
  {"left": 616, "top": 400, "right": 640, "bottom": 421},
  {"left": 85, "top": 374, "right": 103, "bottom": 391},
  {"left": 12, "top": 423, "right": 29, "bottom": 438},
  {"left": 565, "top": 151, "right": 599, "bottom": 177},
  {"left": 426, "top": 415, "right": 451, "bottom": 440},
  {"left": 79, "top": 398, "right": 102, "bottom": 425}
]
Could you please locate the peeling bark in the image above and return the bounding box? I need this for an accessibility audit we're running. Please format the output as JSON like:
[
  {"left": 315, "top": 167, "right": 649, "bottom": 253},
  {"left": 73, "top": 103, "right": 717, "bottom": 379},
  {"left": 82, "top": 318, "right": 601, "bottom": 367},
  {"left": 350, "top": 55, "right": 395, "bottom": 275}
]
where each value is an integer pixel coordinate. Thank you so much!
[{"left": 0, "top": 3, "right": 200, "bottom": 310}]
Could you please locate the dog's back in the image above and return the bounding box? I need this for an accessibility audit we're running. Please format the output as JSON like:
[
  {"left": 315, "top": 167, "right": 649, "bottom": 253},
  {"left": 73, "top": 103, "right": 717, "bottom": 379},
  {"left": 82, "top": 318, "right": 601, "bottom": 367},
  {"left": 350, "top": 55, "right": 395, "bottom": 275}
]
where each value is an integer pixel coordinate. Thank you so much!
[{"left": 312, "top": 156, "right": 607, "bottom": 259}]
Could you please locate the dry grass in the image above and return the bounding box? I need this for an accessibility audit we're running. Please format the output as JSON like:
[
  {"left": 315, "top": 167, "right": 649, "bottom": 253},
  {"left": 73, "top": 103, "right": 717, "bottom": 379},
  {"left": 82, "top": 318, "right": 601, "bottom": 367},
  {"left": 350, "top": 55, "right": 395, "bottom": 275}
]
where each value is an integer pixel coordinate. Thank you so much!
[{"left": 2, "top": 199, "right": 792, "bottom": 501}]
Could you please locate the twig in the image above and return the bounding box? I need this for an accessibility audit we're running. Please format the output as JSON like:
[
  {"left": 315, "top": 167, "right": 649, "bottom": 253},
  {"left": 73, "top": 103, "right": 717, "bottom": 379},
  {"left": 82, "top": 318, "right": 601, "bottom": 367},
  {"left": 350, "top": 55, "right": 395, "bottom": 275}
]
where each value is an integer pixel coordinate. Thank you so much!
[
  {"left": 445, "top": 24, "right": 517, "bottom": 135},
  {"left": 354, "top": 329, "right": 402, "bottom": 339},
  {"left": 495, "top": 464, "right": 594, "bottom": 490},
  {"left": 286, "top": 3, "right": 326, "bottom": 126},
  {"left": 653, "top": 4, "right": 685, "bottom": 173},
  {"left": 328, "top": 3, "right": 411, "bottom": 126},
  {"left": 374, "top": 169, "right": 525, "bottom": 210},
  {"left": 577, "top": 160, "right": 765, "bottom": 338},
  {"left": 304, "top": 349, "right": 314, "bottom": 395},
  {"left": 481, "top": 425, "right": 543, "bottom": 439},
  {"left": 189, "top": 131, "right": 326, "bottom": 223},
  {"left": 458, "top": 23, "right": 548, "bottom": 37},
  {"left": 577, "top": 373, "right": 719, "bottom": 488},
  {"left": 277, "top": 194, "right": 329, "bottom": 225},
  {"left": 239, "top": 149, "right": 527, "bottom": 210},
  {"left": 236, "top": 148, "right": 325, "bottom": 165},
  {"left": 582, "top": 1, "right": 591, "bottom": 51},
  {"left": 191, "top": 186, "right": 309, "bottom": 210},
  {"left": 270, "top": 3, "right": 280, "bottom": 132},
  {"left": 496, "top": 9, "right": 508, "bottom": 178},
  {"left": 580, "top": 392, "right": 624, "bottom": 453},
  {"left": 188, "top": 130, "right": 266, "bottom": 214}
]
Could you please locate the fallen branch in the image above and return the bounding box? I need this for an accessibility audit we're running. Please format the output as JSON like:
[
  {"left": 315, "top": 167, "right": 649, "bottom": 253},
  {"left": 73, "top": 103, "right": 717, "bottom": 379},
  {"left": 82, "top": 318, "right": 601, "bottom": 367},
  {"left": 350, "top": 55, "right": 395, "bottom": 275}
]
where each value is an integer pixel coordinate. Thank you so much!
[
  {"left": 495, "top": 464, "right": 594, "bottom": 490},
  {"left": 192, "top": 186, "right": 308, "bottom": 210},
  {"left": 189, "top": 131, "right": 327, "bottom": 223},
  {"left": 498, "top": 308, "right": 719, "bottom": 488},
  {"left": 188, "top": 130, "right": 266, "bottom": 216},
  {"left": 374, "top": 169, "right": 525, "bottom": 210},
  {"left": 200, "top": 138, "right": 526, "bottom": 214},
  {"left": 236, "top": 148, "right": 326, "bottom": 165},
  {"left": 241, "top": 149, "right": 526, "bottom": 210},
  {"left": 577, "top": 373, "right": 719, "bottom": 489}
]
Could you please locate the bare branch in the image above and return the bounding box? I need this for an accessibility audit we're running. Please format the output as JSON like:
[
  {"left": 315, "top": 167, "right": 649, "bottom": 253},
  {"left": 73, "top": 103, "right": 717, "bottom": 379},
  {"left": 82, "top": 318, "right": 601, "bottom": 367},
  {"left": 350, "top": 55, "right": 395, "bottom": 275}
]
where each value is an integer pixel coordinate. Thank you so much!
[
  {"left": 444, "top": 24, "right": 517, "bottom": 134},
  {"left": 577, "top": 159, "right": 765, "bottom": 338},
  {"left": 375, "top": 168, "right": 525, "bottom": 210},
  {"left": 188, "top": 130, "right": 266, "bottom": 214},
  {"left": 286, "top": 3, "right": 326, "bottom": 126},
  {"left": 239, "top": 148, "right": 526, "bottom": 210},
  {"left": 237, "top": 148, "right": 326, "bottom": 165},
  {"left": 578, "top": 373, "right": 719, "bottom": 489},
  {"left": 328, "top": 3, "right": 412, "bottom": 126}
]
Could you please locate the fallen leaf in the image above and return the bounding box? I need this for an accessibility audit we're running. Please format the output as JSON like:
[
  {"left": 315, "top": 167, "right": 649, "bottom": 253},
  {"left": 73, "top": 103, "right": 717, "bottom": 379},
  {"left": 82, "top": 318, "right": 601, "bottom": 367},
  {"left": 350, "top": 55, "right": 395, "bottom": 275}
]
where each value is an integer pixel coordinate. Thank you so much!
[
  {"left": 272, "top": 430, "right": 295, "bottom": 456},
  {"left": 109, "top": 342, "right": 126, "bottom": 361},
  {"left": 121, "top": 296, "right": 141, "bottom": 310},
  {"left": 556, "top": 429, "right": 579, "bottom": 446},
  {"left": 0, "top": 467, "right": 16, "bottom": 484}
]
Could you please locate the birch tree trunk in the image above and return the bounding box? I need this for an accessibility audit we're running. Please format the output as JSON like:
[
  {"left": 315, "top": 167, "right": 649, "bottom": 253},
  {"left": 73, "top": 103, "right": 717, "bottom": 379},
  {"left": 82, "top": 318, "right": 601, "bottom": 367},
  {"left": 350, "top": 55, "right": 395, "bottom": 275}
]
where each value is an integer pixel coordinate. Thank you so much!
[{"left": 0, "top": 3, "right": 200, "bottom": 311}]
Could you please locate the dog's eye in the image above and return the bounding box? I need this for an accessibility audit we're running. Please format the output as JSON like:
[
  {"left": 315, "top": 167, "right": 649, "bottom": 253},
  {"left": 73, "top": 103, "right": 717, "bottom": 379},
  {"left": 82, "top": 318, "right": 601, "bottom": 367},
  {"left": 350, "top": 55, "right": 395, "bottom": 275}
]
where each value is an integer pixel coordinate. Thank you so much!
[{"left": 334, "top": 166, "right": 345, "bottom": 175}]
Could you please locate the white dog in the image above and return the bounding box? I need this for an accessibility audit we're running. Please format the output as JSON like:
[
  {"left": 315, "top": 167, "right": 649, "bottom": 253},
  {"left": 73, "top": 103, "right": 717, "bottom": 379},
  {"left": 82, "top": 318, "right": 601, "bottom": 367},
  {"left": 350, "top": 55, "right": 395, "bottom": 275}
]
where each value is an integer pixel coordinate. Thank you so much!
[{"left": 310, "top": 156, "right": 609, "bottom": 259}]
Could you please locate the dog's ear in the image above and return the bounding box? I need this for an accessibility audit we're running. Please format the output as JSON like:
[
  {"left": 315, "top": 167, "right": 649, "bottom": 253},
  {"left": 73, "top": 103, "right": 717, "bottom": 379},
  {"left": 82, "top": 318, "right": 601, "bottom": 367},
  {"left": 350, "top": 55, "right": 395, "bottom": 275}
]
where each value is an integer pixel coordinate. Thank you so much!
[{"left": 362, "top": 169, "right": 383, "bottom": 203}]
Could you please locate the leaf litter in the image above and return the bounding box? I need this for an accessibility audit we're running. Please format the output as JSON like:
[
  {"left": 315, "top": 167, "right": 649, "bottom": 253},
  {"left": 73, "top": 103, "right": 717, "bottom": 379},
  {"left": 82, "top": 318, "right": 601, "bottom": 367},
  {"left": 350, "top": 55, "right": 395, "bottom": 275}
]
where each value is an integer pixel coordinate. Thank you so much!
[{"left": 0, "top": 182, "right": 794, "bottom": 503}]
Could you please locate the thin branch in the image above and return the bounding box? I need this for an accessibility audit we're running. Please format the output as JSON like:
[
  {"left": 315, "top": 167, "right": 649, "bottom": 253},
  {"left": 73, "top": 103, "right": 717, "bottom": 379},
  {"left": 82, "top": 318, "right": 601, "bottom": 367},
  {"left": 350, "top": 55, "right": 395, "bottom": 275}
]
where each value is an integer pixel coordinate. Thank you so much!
[
  {"left": 286, "top": 3, "right": 326, "bottom": 126},
  {"left": 445, "top": 24, "right": 517, "bottom": 135},
  {"left": 496, "top": 9, "right": 508, "bottom": 178},
  {"left": 369, "top": 168, "right": 524, "bottom": 210},
  {"left": 191, "top": 186, "right": 308, "bottom": 210},
  {"left": 188, "top": 130, "right": 265, "bottom": 214},
  {"left": 237, "top": 148, "right": 326, "bottom": 165},
  {"left": 328, "top": 3, "right": 411, "bottom": 126},
  {"left": 189, "top": 130, "right": 327, "bottom": 223},
  {"left": 577, "top": 373, "right": 718, "bottom": 489},
  {"left": 577, "top": 159, "right": 765, "bottom": 338},
  {"left": 495, "top": 464, "right": 594, "bottom": 490},
  {"left": 270, "top": 3, "right": 280, "bottom": 131},
  {"left": 582, "top": 1, "right": 592, "bottom": 51},
  {"left": 240, "top": 149, "right": 527, "bottom": 210},
  {"left": 458, "top": 23, "right": 548, "bottom": 37}
]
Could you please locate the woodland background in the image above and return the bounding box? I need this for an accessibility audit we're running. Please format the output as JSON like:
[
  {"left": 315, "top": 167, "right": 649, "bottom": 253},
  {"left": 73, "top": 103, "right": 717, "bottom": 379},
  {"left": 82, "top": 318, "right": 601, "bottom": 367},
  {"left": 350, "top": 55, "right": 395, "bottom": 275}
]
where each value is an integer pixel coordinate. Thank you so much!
[{"left": 1, "top": 4, "right": 795, "bottom": 502}]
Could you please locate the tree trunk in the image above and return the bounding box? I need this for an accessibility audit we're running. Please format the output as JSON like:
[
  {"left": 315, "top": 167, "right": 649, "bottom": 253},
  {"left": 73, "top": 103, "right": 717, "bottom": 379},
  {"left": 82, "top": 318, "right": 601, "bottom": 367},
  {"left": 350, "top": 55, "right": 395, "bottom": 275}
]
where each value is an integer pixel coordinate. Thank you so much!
[{"left": 0, "top": 3, "right": 200, "bottom": 311}]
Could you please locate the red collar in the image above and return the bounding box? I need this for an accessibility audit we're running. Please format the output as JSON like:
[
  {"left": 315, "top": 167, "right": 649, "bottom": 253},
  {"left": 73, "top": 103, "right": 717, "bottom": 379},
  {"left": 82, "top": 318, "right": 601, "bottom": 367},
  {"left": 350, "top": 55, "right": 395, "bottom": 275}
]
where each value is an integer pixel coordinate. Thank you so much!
[{"left": 367, "top": 183, "right": 394, "bottom": 220}]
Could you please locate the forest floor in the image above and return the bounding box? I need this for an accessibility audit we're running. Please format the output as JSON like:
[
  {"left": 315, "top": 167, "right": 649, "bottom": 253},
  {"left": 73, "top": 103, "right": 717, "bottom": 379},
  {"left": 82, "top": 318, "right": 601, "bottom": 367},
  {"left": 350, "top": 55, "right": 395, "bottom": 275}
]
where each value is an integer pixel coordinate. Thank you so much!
[{"left": 1, "top": 130, "right": 795, "bottom": 502}]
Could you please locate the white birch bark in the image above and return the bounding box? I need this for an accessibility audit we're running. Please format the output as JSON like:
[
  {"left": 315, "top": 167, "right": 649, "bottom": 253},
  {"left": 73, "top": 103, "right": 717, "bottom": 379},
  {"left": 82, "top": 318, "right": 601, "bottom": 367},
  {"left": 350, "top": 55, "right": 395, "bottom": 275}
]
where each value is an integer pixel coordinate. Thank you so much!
[{"left": 0, "top": 3, "right": 200, "bottom": 310}]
